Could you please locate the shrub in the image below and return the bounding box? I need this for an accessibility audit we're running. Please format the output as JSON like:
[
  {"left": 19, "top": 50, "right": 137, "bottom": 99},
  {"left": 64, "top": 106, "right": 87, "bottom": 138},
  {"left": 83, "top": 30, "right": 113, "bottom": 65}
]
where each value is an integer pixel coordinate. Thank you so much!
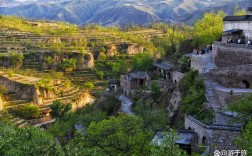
[
  {"left": 8, "top": 51, "right": 24, "bottom": 69},
  {"left": 83, "top": 81, "right": 94, "bottom": 90},
  {"left": 10, "top": 104, "right": 40, "bottom": 119},
  {"left": 58, "top": 58, "right": 76, "bottom": 72},
  {"left": 45, "top": 56, "right": 54, "bottom": 66},
  {"left": 49, "top": 100, "right": 72, "bottom": 119}
]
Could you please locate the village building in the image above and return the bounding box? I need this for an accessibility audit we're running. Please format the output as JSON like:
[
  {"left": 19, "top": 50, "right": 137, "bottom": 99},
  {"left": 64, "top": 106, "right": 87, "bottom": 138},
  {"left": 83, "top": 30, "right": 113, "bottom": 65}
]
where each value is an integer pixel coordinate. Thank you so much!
[
  {"left": 222, "top": 7, "right": 252, "bottom": 43},
  {"left": 108, "top": 80, "right": 120, "bottom": 93},
  {"left": 186, "top": 7, "right": 252, "bottom": 154},
  {"left": 120, "top": 71, "right": 150, "bottom": 96},
  {"left": 153, "top": 60, "right": 173, "bottom": 80}
]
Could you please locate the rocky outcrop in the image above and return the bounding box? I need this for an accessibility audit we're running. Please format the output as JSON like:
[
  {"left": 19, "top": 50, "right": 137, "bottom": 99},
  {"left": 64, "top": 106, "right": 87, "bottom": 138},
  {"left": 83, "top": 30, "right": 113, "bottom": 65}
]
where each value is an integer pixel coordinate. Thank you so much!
[
  {"left": 76, "top": 53, "right": 94, "bottom": 70},
  {"left": 71, "top": 90, "right": 94, "bottom": 110},
  {"left": 106, "top": 44, "right": 118, "bottom": 56},
  {"left": 0, "top": 96, "right": 3, "bottom": 111},
  {"left": 40, "top": 52, "right": 94, "bottom": 70},
  {"left": 126, "top": 44, "right": 144, "bottom": 55},
  {"left": 167, "top": 88, "right": 182, "bottom": 124}
]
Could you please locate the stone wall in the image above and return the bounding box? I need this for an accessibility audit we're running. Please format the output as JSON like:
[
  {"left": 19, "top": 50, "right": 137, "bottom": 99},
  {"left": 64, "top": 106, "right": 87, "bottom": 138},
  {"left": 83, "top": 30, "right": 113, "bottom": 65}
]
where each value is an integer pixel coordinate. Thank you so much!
[
  {"left": 208, "top": 127, "right": 241, "bottom": 153},
  {"left": 213, "top": 42, "right": 252, "bottom": 68},
  {"left": 211, "top": 64, "right": 252, "bottom": 88},
  {"left": 0, "top": 75, "right": 35, "bottom": 100},
  {"left": 185, "top": 115, "right": 210, "bottom": 145},
  {"left": 214, "top": 89, "right": 251, "bottom": 107},
  {"left": 172, "top": 71, "right": 185, "bottom": 85},
  {"left": 190, "top": 56, "right": 203, "bottom": 73},
  {"left": 185, "top": 115, "right": 242, "bottom": 154}
]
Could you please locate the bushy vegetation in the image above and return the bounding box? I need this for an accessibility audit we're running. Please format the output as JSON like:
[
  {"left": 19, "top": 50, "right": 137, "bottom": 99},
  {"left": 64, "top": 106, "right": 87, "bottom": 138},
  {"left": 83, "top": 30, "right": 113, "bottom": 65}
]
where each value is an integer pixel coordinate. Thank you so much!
[
  {"left": 49, "top": 100, "right": 72, "bottom": 119},
  {"left": 0, "top": 120, "right": 64, "bottom": 155},
  {"left": 178, "top": 70, "right": 212, "bottom": 123},
  {"left": 58, "top": 58, "right": 77, "bottom": 72},
  {"left": 8, "top": 51, "right": 24, "bottom": 69},
  {"left": 9, "top": 104, "right": 40, "bottom": 119}
]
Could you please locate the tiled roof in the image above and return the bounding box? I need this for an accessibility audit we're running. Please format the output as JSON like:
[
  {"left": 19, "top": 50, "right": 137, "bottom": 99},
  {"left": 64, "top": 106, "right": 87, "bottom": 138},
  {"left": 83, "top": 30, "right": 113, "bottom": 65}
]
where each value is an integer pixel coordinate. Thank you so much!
[
  {"left": 223, "top": 15, "right": 252, "bottom": 21},
  {"left": 153, "top": 61, "right": 174, "bottom": 70},
  {"left": 129, "top": 71, "right": 148, "bottom": 79}
]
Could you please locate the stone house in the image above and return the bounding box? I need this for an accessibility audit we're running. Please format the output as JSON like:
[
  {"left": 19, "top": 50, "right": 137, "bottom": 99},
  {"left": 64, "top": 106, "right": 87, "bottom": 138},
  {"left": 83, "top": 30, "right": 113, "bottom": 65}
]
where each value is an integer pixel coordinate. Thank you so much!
[
  {"left": 222, "top": 7, "right": 252, "bottom": 43},
  {"left": 120, "top": 71, "right": 150, "bottom": 96},
  {"left": 153, "top": 60, "right": 173, "bottom": 80}
]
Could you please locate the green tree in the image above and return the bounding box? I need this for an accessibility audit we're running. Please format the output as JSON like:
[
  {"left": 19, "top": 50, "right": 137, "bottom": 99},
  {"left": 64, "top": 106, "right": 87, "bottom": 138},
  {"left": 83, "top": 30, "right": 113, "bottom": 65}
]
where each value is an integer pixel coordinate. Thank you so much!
[
  {"left": 65, "top": 113, "right": 152, "bottom": 155},
  {"left": 151, "top": 81, "right": 161, "bottom": 102},
  {"left": 193, "top": 11, "right": 225, "bottom": 47},
  {"left": 58, "top": 58, "right": 76, "bottom": 72},
  {"left": 133, "top": 99, "right": 168, "bottom": 132},
  {"left": 9, "top": 104, "right": 40, "bottom": 119},
  {"left": 45, "top": 56, "right": 54, "bottom": 66},
  {"left": 151, "top": 129, "right": 187, "bottom": 156},
  {"left": 235, "top": 119, "right": 252, "bottom": 155},
  {"left": 229, "top": 93, "right": 252, "bottom": 121},
  {"left": 234, "top": 5, "right": 247, "bottom": 16},
  {"left": 49, "top": 100, "right": 72, "bottom": 119},
  {"left": 8, "top": 51, "right": 24, "bottom": 69},
  {"left": 111, "top": 59, "right": 128, "bottom": 78},
  {"left": 132, "top": 53, "right": 154, "bottom": 71},
  {"left": 83, "top": 81, "right": 94, "bottom": 90},
  {"left": 0, "top": 121, "right": 64, "bottom": 155}
]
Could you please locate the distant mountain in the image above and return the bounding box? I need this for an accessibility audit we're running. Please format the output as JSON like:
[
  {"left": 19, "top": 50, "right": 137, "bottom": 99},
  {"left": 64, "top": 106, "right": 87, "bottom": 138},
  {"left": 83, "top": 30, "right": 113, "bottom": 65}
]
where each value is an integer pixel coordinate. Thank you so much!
[{"left": 0, "top": 0, "right": 250, "bottom": 26}]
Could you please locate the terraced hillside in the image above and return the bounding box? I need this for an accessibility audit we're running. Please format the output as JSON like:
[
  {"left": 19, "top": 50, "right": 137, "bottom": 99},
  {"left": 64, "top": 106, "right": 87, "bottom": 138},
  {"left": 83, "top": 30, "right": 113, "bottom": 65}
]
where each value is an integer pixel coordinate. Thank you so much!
[{"left": 0, "top": 17, "right": 165, "bottom": 126}]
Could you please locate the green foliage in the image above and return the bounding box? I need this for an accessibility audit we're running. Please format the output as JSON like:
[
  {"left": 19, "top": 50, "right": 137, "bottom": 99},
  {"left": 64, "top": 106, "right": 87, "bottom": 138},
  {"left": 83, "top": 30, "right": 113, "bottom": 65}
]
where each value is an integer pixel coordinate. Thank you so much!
[
  {"left": 111, "top": 59, "right": 128, "bottom": 78},
  {"left": 96, "top": 94, "right": 121, "bottom": 115},
  {"left": 47, "top": 105, "right": 107, "bottom": 144},
  {"left": 0, "top": 120, "right": 63, "bottom": 155},
  {"left": 8, "top": 51, "right": 24, "bottom": 69},
  {"left": 0, "top": 84, "right": 7, "bottom": 95},
  {"left": 36, "top": 77, "right": 53, "bottom": 90},
  {"left": 193, "top": 11, "right": 225, "bottom": 47},
  {"left": 133, "top": 98, "right": 168, "bottom": 132},
  {"left": 151, "top": 130, "right": 187, "bottom": 156},
  {"left": 7, "top": 69, "right": 14, "bottom": 78},
  {"left": 98, "top": 52, "right": 107, "bottom": 61},
  {"left": 58, "top": 58, "right": 77, "bottom": 72},
  {"left": 151, "top": 81, "right": 161, "bottom": 102},
  {"left": 9, "top": 104, "right": 40, "bottom": 119},
  {"left": 179, "top": 70, "right": 206, "bottom": 116},
  {"left": 229, "top": 93, "right": 252, "bottom": 120},
  {"left": 49, "top": 100, "right": 72, "bottom": 119},
  {"left": 65, "top": 113, "right": 153, "bottom": 155},
  {"left": 235, "top": 119, "right": 252, "bottom": 155},
  {"left": 96, "top": 70, "right": 104, "bottom": 79},
  {"left": 45, "top": 56, "right": 54, "bottom": 66},
  {"left": 83, "top": 81, "right": 94, "bottom": 90},
  {"left": 132, "top": 53, "right": 154, "bottom": 71},
  {"left": 234, "top": 5, "right": 247, "bottom": 16}
]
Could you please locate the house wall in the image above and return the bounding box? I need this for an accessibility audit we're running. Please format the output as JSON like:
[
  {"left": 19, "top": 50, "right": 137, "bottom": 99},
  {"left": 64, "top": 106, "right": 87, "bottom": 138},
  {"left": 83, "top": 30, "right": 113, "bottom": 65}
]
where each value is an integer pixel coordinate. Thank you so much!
[
  {"left": 224, "top": 21, "right": 252, "bottom": 40},
  {"left": 172, "top": 71, "right": 185, "bottom": 85}
]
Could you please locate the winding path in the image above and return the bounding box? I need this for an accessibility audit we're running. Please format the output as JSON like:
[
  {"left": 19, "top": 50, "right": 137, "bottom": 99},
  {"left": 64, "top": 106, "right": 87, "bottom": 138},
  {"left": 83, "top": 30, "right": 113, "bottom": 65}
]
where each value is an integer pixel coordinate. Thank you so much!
[{"left": 118, "top": 95, "right": 134, "bottom": 116}]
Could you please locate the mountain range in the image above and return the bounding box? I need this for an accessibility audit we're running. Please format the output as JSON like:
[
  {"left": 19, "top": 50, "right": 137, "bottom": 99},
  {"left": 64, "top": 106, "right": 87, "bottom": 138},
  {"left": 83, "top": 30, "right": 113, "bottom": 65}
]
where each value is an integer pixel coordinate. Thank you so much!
[{"left": 0, "top": 0, "right": 251, "bottom": 26}]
